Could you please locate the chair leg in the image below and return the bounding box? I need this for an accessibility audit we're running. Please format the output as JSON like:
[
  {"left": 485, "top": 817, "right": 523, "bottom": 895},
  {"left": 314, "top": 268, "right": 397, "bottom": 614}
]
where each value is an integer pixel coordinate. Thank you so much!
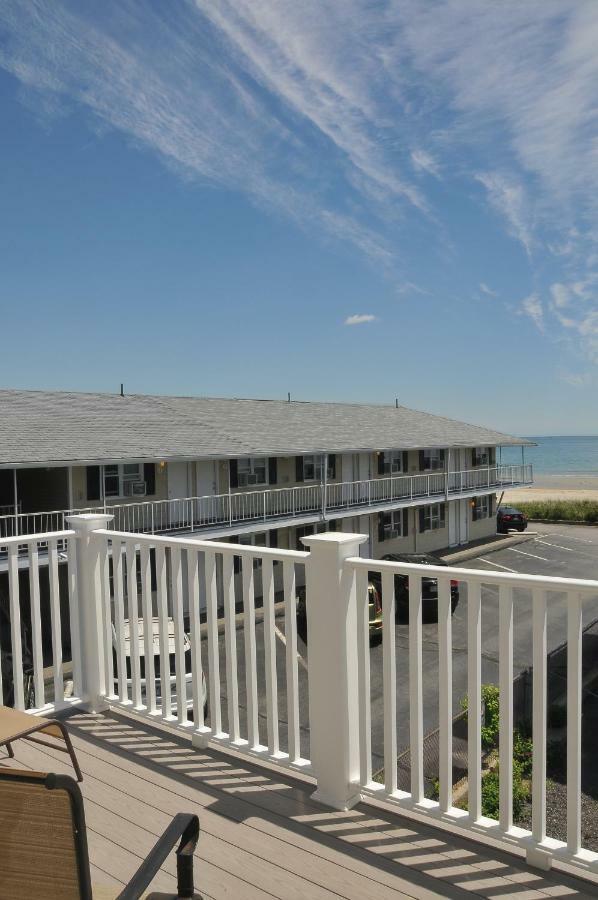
[
  {"left": 5, "top": 742, "right": 15, "bottom": 758},
  {"left": 58, "top": 725, "right": 83, "bottom": 782}
]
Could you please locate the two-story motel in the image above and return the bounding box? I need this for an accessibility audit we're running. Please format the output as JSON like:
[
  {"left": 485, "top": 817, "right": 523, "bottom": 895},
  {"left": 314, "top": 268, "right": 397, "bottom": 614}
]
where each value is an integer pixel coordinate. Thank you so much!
[{"left": 0, "top": 389, "right": 533, "bottom": 555}]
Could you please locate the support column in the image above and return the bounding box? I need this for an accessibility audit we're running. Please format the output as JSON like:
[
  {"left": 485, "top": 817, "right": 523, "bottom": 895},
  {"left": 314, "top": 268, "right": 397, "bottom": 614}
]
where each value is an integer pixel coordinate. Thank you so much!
[
  {"left": 301, "top": 531, "right": 367, "bottom": 810},
  {"left": 66, "top": 513, "right": 114, "bottom": 712}
]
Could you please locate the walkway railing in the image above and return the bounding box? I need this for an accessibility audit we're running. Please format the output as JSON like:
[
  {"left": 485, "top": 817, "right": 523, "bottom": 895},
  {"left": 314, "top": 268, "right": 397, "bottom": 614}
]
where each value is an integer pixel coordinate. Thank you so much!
[
  {"left": 0, "top": 515, "right": 596, "bottom": 881},
  {"left": 0, "top": 464, "right": 533, "bottom": 542}
]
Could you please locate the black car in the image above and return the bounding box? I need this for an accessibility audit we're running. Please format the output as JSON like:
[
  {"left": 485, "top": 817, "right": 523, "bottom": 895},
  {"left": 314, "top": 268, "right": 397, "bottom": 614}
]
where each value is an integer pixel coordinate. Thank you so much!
[
  {"left": 496, "top": 506, "right": 528, "bottom": 533},
  {"left": 369, "top": 553, "right": 459, "bottom": 623}
]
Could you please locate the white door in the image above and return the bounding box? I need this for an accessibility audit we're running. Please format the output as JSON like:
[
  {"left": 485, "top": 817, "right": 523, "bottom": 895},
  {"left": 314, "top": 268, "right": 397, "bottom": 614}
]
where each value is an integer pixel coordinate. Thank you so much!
[
  {"left": 448, "top": 501, "right": 459, "bottom": 547},
  {"left": 459, "top": 499, "right": 469, "bottom": 545},
  {"left": 196, "top": 460, "right": 216, "bottom": 497},
  {"left": 168, "top": 461, "right": 189, "bottom": 500}
]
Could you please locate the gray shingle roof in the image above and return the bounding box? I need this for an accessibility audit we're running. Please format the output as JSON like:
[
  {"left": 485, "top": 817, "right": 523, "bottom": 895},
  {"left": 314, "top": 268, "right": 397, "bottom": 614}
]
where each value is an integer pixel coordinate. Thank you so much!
[{"left": 0, "top": 389, "right": 532, "bottom": 466}]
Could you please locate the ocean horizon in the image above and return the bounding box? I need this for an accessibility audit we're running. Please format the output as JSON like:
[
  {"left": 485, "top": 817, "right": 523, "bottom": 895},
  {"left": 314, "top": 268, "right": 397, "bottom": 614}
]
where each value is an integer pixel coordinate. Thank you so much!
[{"left": 500, "top": 435, "right": 598, "bottom": 476}]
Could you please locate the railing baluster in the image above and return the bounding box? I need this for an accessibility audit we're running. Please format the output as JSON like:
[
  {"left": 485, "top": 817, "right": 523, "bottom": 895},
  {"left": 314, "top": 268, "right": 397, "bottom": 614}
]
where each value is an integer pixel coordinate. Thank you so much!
[
  {"left": 187, "top": 548, "right": 204, "bottom": 730},
  {"left": 28, "top": 543, "right": 44, "bottom": 709},
  {"left": 499, "top": 584, "right": 514, "bottom": 831},
  {"left": 532, "top": 586, "right": 547, "bottom": 844},
  {"left": 356, "top": 567, "right": 372, "bottom": 787},
  {"left": 222, "top": 552, "right": 240, "bottom": 741},
  {"left": 126, "top": 541, "right": 142, "bottom": 710},
  {"left": 48, "top": 538, "right": 64, "bottom": 708},
  {"left": 283, "top": 559, "right": 300, "bottom": 762},
  {"left": 140, "top": 543, "right": 157, "bottom": 715},
  {"left": 66, "top": 537, "right": 82, "bottom": 699},
  {"left": 204, "top": 550, "right": 221, "bottom": 736},
  {"left": 242, "top": 554, "right": 259, "bottom": 749},
  {"left": 100, "top": 542, "right": 115, "bottom": 699},
  {"left": 409, "top": 574, "right": 424, "bottom": 803},
  {"left": 382, "top": 569, "right": 397, "bottom": 794},
  {"left": 566, "top": 590, "right": 583, "bottom": 855},
  {"left": 112, "top": 538, "right": 128, "bottom": 704},
  {"left": 171, "top": 545, "right": 188, "bottom": 725},
  {"left": 262, "top": 557, "right": 279, "bottom": 756},
  {"left": 437, "top": 575, "right": 453, "bottom": 812},
  {"left": 467, "top": 580, "right": 482, "bottom": 822},
  {"left": 8, "top": 544, "right": 24, "bottom": 710},
  {"left": 155, "top": 544, "right": 173, "bottom": 719}
]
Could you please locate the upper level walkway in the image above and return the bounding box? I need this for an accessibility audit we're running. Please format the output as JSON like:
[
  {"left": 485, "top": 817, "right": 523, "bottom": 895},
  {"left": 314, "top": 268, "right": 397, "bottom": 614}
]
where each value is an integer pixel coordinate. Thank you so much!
[{"left": 4, "top": 709, "right": 595, "bottom": 899}]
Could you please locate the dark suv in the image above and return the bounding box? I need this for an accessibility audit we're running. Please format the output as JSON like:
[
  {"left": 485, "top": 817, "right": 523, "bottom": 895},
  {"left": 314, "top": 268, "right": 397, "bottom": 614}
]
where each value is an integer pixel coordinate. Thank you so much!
[
  {"left": 497, "top": 506, "right": 528, "bottom": 533},
  {"left": 369, "top": 553, "right": 459, "bottom": 623}
]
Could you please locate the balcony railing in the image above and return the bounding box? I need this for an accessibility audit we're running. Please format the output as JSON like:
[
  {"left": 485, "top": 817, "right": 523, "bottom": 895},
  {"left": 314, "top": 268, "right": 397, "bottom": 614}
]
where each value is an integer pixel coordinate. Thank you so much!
[
  {"left": 0, "top": 463, "right": 532, "bottom": 541},
  {"left": 0, "top": 514, "right": 596, "bottom": 883}
]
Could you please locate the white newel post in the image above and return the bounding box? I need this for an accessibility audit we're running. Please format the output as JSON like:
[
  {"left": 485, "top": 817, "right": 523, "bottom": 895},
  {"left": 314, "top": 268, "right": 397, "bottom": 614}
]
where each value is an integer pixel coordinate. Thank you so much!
[
  {"left": 66, "top": 513, "right": 114, "bottom": 713},
  {"left": 301, "top": 531, "right": 368, "bottom": 810}
]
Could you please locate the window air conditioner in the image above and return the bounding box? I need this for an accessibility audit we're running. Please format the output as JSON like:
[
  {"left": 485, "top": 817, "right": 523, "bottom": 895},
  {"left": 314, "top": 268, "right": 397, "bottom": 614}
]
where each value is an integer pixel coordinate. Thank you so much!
[{"left": 124, "top": 480, "right": 147, "bottom": 497}]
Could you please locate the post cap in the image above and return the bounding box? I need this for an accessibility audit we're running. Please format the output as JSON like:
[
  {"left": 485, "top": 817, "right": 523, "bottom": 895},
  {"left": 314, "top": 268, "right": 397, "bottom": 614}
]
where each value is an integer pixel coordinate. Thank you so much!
[
  {"left": 66, "top": 513, "right": 114, "bottom": 533},
  {"left": 301, "top": 532, "right": 368, "bottom": 548}
]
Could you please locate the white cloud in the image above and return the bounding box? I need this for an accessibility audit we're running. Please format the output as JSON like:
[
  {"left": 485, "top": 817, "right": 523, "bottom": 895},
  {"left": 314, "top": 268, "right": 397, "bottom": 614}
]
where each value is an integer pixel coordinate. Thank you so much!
[
  {"left": 479, "top": 282, "right": 497, "bottom": 298},
  {"left": 410, "top": 149, "right": 441, "bottom": 178},
  {"left": 475, "top": 172, "right": 534, "bottom": 256},
  {"left": 520, "top": 293, "right": 544, "bottom": 331},
  {"left": 559, "top": 371, "right": 591, "bottom": 387},
  {"left": 344, "top": 314, "right": 377, "bottom": 325}
]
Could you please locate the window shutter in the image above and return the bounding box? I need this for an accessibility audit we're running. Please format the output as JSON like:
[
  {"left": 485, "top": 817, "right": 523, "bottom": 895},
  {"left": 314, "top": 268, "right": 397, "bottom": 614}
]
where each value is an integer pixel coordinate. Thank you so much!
[
  {"left": 269, "top": 529, "right": 278, "bottom": 548},
  {"left": 489, "top": 494, "right": 494, "bottom": 516},
  {"left": 268, "top": 457, "right": 277, "bottom": 485},
  {"left": 295, "top": 456, "right": 304, "bottom": 482},
  {"left": 378, "top": 513, "right": 385, "bottom": 542},
  {"left": 229, "top": 459, "right": 238, "bottom": 489},
  {"left": 472, "top": 499, "right": 478, "bottom": 522},
  {"left": 472, "top": 448, "right": 477, "bottom": 467},
  {"left": 86, "top": 466, "right": 101, "bottom": 501},
  {"left": 419, "top": 450, "right": 425, "bottom": 470},
  {"left": 439, "top": 503, "right": 446, "bottom": 528},
  {"left": 144, "top": 463, "right": 156, "bottom": 495},
  {"left": 419, "top": 508, "right": 426, "bottom": 533},
  {"left": 440, "top": 449, "right": 446, "bottom": 466},
  {"left": 328, "top": 454, "right": 336, "bottom": 479},
  {"left": 377, "top": 453, "right": 385, "bottom": 475},
  {"left": 490, "top": 447, "right": 496, "bottom": 466},
  {"left": 402, "top": 509, "right": 409, "bottom": 537},
  {"left": 402, "top": 451, "right": 408, "bottom": 472}
]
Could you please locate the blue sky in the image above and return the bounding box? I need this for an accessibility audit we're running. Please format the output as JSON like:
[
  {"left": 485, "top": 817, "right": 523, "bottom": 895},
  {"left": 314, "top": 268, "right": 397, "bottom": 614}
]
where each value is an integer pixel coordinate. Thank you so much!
[{"left": 1, "top": 1, "right": 598, "bottom": 435}]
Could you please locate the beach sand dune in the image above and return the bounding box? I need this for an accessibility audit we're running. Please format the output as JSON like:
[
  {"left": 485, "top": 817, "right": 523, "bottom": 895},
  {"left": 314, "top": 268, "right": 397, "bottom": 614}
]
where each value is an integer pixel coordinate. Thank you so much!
[{"left": 502, "top": 474, "right": 598, "bottom": 504}]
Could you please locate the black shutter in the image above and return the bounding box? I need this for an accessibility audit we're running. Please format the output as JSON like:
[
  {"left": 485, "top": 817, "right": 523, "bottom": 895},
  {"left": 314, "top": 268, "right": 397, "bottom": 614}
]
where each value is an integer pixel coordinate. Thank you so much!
[
  {"left": 419, "top": 450, "right": 426, "bottom": 470},
  {"left": 472, "top": 499, "right": 478, "bottom": 522},
  {"left": 419, "top": 507, "right": 426, "bottom": 533},
  {"left": 269, "top": 529, "right": 278, "bottom": 548},
  {"left": 439, "top": 503, "right": 446, "bottom": 528},
  {"left": 488, "top": 494, "right": 494, "bottom": 517},
  {"left": 268, "top": 457, "right": 277, "bottom": 485},
  {"left": 440, "top": 449, "right": 446, "bottom": 466},
  {"left": 490, "top": 447, "right": 496, "bottom": 466},
  {"left": 295, "top": 456, "right": 304, "bottom": 482},
  {"left": 86, "top": 466, "right": 101, "bottom": 501},
  {"left": 378, "top": 512, "right": 385, "bottom": 542},
  {"left": 144, "top": 463, "right": 156, "bottom": 495},
  {"left": 402, "top": 451, "right": 408, "bottom": 473},
  {"left": 377, "top": 453, "right": 385, "bottom": 475},
  {"left": 328, "top": 454, "right": 336, "bottom": 479},
  {"left": 229, "top": 459, "right": 238, "bottom": 489},
  {"left": 472, "top": 448, "right": 477, "bottom": 467},
  {"left": 402, "top": 508, "right": 409, "bottom": 537}
]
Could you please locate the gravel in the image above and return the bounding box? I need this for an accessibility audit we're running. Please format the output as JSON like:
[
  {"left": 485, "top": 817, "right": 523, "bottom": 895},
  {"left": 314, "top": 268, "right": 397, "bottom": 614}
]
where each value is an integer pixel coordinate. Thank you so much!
[{"left": 516, "top": 779, "right": 598, "bottom": 851}]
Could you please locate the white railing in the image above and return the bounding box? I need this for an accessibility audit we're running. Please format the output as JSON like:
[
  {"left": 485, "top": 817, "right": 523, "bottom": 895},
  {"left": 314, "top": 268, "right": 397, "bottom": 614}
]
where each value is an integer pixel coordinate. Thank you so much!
[
  {"left": 0, "top": 530, "right": 82, "bottom": 715},
  {"left": 0, "top": 464, "right": 533, "bottom": 543},
  {"left": 1, "top": 516, "right": 597, "bottom": 882}
]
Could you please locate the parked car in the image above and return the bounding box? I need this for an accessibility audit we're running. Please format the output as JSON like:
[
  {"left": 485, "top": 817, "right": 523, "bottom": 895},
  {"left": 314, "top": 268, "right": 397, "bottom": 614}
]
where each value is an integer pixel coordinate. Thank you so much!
[
  {"left": 497, "top": 505, "right": 528, "bottom": 533},
  {"left": 369, "top": 553, "right": 459, "bottom": 623},
  {"left": 112, "top": 617, "right": 208, "bottom": 720},
  {"left": 296, "top": 581, "right": 383, "bottom": 644}
]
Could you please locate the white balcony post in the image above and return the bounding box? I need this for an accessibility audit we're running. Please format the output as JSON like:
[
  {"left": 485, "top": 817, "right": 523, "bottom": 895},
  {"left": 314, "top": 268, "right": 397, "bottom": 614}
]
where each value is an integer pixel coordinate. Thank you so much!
[
  {"left": 301, "top": 531, "right": 368, "bottom": 810},
  {"left": 66, "top": 513, "right": 114, "bottom": 713}
]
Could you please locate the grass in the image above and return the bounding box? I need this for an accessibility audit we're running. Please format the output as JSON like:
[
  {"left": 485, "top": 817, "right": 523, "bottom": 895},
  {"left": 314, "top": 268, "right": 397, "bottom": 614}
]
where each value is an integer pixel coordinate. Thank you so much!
[{"left": 516, "top": 499, "right": 598, "bottom": 523}]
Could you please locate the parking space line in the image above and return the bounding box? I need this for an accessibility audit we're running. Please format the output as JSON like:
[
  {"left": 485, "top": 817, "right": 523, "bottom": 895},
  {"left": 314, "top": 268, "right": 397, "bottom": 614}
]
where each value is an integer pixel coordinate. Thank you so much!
[
  {"left": 536, "top": 540, "right": 580, "bottom": 553},
  {"left": 543, "top": 533, "right": 595, "bottom": 544},
  {"left": 275, "top": 624, "right": 309, "bottom": 672},
  {"left": 477, "top": 557, "right": 518, "bottom": 573},
  {"left": 507, "top": 548, "right": 549, "bottom": 561}
]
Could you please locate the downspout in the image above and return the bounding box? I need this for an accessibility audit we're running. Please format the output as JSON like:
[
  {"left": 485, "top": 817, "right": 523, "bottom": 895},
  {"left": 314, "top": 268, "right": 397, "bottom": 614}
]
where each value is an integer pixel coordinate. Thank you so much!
[
  {"left": 322, "top": 453, "right": 328, "bottom": 523},
  {"left": 13, "top": 468, "right": 18, "bottom": 537}
]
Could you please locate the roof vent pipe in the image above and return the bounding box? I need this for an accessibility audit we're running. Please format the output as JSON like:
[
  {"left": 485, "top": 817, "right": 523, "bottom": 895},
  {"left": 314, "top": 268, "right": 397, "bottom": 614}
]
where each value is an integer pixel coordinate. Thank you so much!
[
  {"left": 395, "top": 398, "right": 398, "bottom": 408},
  {"left": 288, "top": 392, "right": 291, "bottom": 402},
  {"left": 120, "top": 383, "right": 124, "bottom": 397}
]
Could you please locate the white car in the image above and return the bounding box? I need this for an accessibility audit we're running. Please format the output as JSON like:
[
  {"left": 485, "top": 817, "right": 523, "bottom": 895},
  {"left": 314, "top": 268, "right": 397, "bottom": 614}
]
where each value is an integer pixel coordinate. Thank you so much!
[{"left": 112, "top": 617, "right": 208, "bottom": 720}]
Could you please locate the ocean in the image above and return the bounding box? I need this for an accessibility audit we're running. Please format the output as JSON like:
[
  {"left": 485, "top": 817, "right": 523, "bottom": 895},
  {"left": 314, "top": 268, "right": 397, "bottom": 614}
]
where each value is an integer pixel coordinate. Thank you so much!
[{"left": 500, "top": 436, "right": 598, "bottom": 476}]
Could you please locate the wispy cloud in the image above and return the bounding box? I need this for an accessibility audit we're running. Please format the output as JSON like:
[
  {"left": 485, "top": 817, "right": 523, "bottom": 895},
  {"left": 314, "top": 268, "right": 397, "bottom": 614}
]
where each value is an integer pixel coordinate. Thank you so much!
[
  {"left": 475, "top": 172, "right": 534, "bottom": 256},
  {"left": 344, "top": 314, "right": 377, "bottom": 325},
  {"left": 410, "top": 149, "right": 441, "bottom": 179},
  {"left": 479, "top": 282, "right": 497, "bottom": 298},
  {"left": 520, "top": 293, "right": 544, "bottom": 332}
]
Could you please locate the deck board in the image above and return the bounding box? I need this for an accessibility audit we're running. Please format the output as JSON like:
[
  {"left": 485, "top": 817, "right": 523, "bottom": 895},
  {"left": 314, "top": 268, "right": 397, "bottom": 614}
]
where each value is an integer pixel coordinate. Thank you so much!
[{"left": 2, "top": 710, "right": 597, "bottom": 900}]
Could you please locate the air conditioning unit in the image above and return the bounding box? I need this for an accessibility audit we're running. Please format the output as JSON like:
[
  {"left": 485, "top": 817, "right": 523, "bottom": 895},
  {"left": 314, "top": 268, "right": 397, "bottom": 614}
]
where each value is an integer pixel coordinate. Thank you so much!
[{"left": 124, "top": 480, "right": 147, "bottom": 497}]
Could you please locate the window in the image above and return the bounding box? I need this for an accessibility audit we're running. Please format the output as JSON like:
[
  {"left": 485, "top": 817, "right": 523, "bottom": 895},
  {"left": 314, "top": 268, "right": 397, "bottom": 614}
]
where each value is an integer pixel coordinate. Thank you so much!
[
  {"left": 378, "top": 509, "right": 405, "bottom": 541},
  {"left": 473, "top": 447, "right": 490, "bottom": 466},
  {"left": 103, "top": 463, "right": 143, "bottom": 498},
  {"left": 302, "top": 454, "right": 335, "bottom": 482},
  {"left": 473, "top": 495, "right": 490, "bottom": 520},
  {"left": 420, "top": 503, "right": 445, "bottom": 532},
  {"left": 420, "top": 449, "right": 445, "bottom": 471},
  {"left": 237, "top": 457, "right": 267, "bottom": 487},
  {"left": 378, "top": 451, "right": 405, "bottom": 475}
]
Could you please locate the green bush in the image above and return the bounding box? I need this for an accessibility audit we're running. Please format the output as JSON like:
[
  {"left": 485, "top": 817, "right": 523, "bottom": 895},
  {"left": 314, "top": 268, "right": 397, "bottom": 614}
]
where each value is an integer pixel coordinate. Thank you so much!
[
  {"left": 513, "top": 732, "right": 533, "bottom": 778},
  {"left": 517, "top": 500, "right": 598, "bottom": 523},
  {"left": 481, "top": 760, "right": 528, "bottom": 820},
  {"left": 461, "top": 684, "right": 500, "bottom": 749}
]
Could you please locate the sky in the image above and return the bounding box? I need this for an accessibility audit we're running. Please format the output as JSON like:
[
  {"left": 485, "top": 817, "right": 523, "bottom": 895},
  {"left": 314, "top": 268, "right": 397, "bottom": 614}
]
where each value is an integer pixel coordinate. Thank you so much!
[{"left": 1, "top": 1, "right": 598, "bottom": 435}]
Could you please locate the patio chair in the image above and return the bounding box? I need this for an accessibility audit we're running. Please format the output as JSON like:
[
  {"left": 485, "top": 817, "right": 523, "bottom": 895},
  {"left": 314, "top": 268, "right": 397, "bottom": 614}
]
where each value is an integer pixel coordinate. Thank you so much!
[
  {"left": 0, "top": 767, "right": 201, "bottom": 899},
  {"left": 0, "top": 704, "right": 83, "bottom": 781}
]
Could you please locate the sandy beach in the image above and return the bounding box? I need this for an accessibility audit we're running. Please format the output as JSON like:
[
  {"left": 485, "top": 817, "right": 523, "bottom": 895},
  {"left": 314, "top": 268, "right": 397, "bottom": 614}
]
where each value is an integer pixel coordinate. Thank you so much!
[{"left": 502, "top": 473, "right": 598, "bottom": 504}]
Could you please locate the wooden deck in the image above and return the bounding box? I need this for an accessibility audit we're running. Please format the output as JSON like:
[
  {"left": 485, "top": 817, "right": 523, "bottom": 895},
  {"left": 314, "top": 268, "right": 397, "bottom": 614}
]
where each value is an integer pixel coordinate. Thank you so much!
[{"left": 3, "top": 709, "right": 597, "bottom": 899}]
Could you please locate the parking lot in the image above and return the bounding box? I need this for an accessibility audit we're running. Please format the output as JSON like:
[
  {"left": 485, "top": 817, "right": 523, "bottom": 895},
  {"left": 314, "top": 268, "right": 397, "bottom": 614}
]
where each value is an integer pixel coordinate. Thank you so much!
[{"left": 205, "top": 522, "right": 598, "bottom": 770}]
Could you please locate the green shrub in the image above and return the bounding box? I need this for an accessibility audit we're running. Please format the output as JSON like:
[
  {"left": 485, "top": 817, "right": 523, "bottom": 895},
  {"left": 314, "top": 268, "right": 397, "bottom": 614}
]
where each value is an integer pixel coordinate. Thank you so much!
[
  {"left": 513, "top": 732, "right": 533, "bottom": 778},
  {"left": 481, "top": 760, "right": 528, "bottom": 820},
  {"left": 517, "top": 500, "right": 598, "bottom": 523},
  {"left": 462, "top": 684, "right": 500, "bottom": 749}
]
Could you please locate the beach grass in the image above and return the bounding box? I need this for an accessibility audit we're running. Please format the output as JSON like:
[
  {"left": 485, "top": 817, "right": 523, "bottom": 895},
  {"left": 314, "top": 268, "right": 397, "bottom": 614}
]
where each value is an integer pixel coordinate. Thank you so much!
[{"left": 517, "top": 499, "right": 598, "bottom": 523}]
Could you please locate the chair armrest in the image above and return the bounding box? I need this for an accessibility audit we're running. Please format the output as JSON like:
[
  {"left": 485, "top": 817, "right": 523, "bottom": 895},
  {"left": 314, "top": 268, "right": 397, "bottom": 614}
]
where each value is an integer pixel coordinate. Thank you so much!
[{"left": 116, "top": 813, "right": 200, "bottom": 900}]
